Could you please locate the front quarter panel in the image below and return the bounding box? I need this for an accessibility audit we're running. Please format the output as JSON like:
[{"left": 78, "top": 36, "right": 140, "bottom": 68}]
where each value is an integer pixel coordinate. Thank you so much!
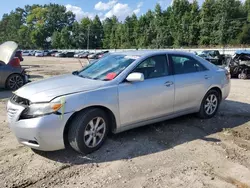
[{"left": 54, "top": 85, "right": 120, "bottom": 130}]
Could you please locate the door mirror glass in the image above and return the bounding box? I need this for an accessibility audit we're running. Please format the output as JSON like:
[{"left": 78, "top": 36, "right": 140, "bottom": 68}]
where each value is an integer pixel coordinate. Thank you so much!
[{"left": 126, "top": 72, "right": 144, "bottom": 82}]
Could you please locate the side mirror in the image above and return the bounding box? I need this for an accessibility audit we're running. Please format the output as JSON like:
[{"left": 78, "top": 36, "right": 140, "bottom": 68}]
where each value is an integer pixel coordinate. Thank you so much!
[{"left": 126, "top": 72, "right": 144, "bottom": 82}]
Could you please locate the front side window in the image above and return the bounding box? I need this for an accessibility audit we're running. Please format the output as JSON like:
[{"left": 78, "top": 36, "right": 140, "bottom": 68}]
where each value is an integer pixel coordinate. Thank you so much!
[
  {"left": 133, "top": 55, "right": 169, "bottom": 79},
  {"left": 169, "top": 54, "right": 207, "bottom": 75},
  {"left": 76, "top": 54, "right": 136, "bottom": 81}
]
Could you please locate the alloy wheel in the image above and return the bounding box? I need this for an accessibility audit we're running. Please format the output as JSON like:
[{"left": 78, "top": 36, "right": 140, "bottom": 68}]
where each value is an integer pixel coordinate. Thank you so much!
[
  {"left": 83, "top": 117, "right": 106, "bottom": 148},
  {"left": 8, "top": 75, "right": 24, "bottom": 90},
  {"left": 204, "top": 94, "right": 218, "bottom": 115}
]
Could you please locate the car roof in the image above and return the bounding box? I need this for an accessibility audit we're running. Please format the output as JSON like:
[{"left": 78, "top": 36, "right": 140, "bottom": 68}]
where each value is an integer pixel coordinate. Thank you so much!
[
  {"left": 112, "top": 50, "right": 194, "bottom": 57},
  {"left": 235, "top": 50, "right": 250, "bottom": 55}
]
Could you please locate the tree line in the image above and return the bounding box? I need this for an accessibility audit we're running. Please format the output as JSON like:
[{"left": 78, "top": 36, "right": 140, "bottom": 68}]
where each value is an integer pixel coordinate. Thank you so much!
[{"left": 1, "top": 0, "right": 250, "bottom": 50}]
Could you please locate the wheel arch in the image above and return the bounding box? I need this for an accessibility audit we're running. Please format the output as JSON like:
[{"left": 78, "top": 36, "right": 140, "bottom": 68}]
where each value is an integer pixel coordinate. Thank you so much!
[
  {"left": 63, "top": 105, "right": 117, "bottom": 146},
  {"left": 206, "top": 86, "right": 222, "bottom": 102},
  {"left": 5, "top": 73, "right": 23, "bottom": 89}
]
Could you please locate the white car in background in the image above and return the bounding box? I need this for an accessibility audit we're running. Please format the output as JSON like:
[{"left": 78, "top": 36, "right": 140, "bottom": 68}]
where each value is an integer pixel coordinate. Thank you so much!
[
  {"left": 22, "top": 50, "right": 32, "bottom": 56},
  {"left": 30, "top": 50, "right": 37, "bottom": 56},
  {"left": 35, "top": 51, "right": 44, "bottom": 57}
]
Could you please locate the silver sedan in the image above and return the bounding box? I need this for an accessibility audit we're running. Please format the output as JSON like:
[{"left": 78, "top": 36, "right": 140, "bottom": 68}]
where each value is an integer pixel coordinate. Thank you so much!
[{"left": 7, "top": 50, "right": 230, "bottom": 154}]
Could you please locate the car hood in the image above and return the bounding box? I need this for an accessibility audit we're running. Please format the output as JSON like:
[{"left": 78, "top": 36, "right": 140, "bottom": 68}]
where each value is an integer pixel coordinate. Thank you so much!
[
  {"left": 15, "top": 74, "right": 106, "bottom": 103},
  {"left": 0, "top": 41, "right": 18, "bottom": 64}
]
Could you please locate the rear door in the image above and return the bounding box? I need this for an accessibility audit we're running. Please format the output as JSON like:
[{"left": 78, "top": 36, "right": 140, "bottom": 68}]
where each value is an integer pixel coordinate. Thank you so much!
[{"left": 168, "top": 54, "right": 211, "bottom": 113}]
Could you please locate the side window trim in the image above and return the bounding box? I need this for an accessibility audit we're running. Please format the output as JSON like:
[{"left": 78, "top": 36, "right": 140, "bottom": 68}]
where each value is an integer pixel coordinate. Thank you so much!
[{"left": 168, "top": 54, "right": 208, "bottom": 75}]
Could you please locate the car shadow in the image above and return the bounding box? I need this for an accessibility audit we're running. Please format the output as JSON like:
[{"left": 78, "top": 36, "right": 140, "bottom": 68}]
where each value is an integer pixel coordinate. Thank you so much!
[
  {"left": 0, "top": 90, "right": 12, "bottom": 100},
  {"left": 34, "top": 100, "right": 250, "bottom": 165},
  {"left": 29, "top": 75, "right": 44, "bottom": 79}
]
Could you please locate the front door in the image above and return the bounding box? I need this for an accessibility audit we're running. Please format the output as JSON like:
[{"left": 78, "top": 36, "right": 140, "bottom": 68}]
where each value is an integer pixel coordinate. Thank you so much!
[{"left": 118, "top": 55, "right": 175, "bottom": 127}]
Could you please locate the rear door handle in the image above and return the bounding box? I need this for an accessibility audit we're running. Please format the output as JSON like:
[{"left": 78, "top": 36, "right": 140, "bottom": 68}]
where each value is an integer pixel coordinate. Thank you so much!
[
  {"left": 165, "top": 81, "right": 174, "bottom": 87},
  {"left": 204, "top": 75, "right": 210, "bottom": 79}
]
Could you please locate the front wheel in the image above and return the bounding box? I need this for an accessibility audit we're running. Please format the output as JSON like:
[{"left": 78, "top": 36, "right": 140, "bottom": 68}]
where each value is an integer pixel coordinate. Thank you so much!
[
  {"left": 68, "top": 108, "right": 109, "bottom": 154},
  {"left": 198, "top": 90, "right": 220, "bottom": 119}
]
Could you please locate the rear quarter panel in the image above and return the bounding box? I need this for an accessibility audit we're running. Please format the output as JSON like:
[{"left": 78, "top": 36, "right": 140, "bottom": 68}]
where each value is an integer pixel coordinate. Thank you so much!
[
  {"left": 205, "top": 68, "right": 230, "bottom": 100},
  {"left": 193, "top": 55, "right": 230, "bottom": 103}
]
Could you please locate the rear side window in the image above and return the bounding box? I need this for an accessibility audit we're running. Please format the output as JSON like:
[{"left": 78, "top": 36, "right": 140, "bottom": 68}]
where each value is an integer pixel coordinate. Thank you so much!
[{"left": 169, "top": 54, "right": 207, "bottom": 75}]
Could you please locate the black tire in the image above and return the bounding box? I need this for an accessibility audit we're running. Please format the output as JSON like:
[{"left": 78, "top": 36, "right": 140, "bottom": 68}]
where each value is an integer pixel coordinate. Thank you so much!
[
  {"left": 68, "top": 108, "right": 109, "bottom": 154},
  {"left": 198, "top": 90, "right": 220, "bottom": 119},
  {"left": 6, "top": 74, "right": 24, "bottom": 90}
]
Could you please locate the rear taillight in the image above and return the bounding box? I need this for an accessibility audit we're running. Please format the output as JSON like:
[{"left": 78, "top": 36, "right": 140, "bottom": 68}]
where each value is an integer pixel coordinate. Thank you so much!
[{"left": 9, "top": 57, "right": 21, "bottom": 68}]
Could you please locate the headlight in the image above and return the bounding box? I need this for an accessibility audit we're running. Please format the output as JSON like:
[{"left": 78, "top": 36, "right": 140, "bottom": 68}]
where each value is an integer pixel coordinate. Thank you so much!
[{"left": 21, "top": 103, "right": 62, "bottom": 118}]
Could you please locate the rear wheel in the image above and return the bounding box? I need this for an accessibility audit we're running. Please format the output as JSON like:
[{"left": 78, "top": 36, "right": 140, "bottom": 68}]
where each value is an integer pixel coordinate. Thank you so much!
[
  {"left": 198, "top": 90, "right": 220, "bottom": 119},
  {"left": 68, "top": 108, "right": 109, "bottom": 154},
  {"left": 6, "top": 74, "right": 24, "bottom": 90}
]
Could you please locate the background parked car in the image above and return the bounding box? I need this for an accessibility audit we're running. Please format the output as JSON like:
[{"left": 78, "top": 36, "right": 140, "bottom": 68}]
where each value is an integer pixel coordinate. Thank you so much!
[
  {"left": 35, "top": 51, "right": 44, "bottom": 57},
  {"left": 47, "top": 50, "right": 58, "bottom": 56},
  {"left": 43, "top": 50, "right": 49, "bottom": 56},
  {"left": 79, "top": 52, "right": 92, "bottom": 58},
  {"left": 22, "top": 50, "right": 32, "bottom": 56},
  {"left": 0, "top": 41, "right": 28, "bottom": 90},
  {"left": 97, "top": 51, "right": 109, "bottom": 59},
  {"left": 88, "top": 52, "right": 99, "bottom": 59},
  {"left": 229, "top": 50, "right": 250, "bottom": 79},
  {"left": 65, "top": 52, "right": 75, "bottom": 58},
  {"left": 198, "top": 50, "right": 226, "bottom": 65},
  {"left": 74, "top": 51, "right": 86, "bottom": 58},
  {"left": 55, "top": 52, "right": 65, "bottom": 57},
  {"left": 31, "top": 50, "right": 37, "bottom": 56},
  {"left": 88, "top": 51, "right": 109, "bottom": 59}
]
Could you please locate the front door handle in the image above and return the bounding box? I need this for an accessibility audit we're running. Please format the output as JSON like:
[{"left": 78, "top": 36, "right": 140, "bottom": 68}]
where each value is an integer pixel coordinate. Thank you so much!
[{"left": 165, "top": 81, "right": 174, "bottom": 87}]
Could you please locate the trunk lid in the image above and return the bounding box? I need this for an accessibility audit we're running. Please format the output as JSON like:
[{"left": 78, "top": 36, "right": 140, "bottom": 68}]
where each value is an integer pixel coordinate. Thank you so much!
[{"left": 0, "top": 41, "right": 18, "bottom": 64}]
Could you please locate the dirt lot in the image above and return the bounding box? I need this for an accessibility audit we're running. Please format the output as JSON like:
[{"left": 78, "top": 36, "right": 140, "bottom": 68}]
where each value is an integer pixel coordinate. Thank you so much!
[{"left": 1, "top": 56, "right": 250, "bottom": 188}]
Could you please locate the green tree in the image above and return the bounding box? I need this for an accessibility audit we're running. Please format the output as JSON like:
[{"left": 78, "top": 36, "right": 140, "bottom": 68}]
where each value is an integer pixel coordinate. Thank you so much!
[
  {"left": 91, "top": 15, "right": 104, "bottom": 49},
  {"left": 51, "top": 31, "right": 62, "bottom": 48},
  {"left": 199, "top": 0, "right": 216, "bottom": 45}
]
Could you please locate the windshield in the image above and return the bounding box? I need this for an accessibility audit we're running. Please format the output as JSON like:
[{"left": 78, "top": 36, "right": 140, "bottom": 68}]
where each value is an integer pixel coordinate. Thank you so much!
[{"left": 76, "top": 54, "right": 136, "bottom": 81}]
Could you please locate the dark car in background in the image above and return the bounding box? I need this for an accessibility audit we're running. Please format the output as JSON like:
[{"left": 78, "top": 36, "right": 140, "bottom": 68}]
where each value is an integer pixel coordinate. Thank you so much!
[
  {"left": 65, "top": 52, "right": 75, "bottom": 58},
  {"left": 198, "top": 50, "right": 226, "bottom": 65},
  {"left": 88, "top": 51, "right": 109, "bottom": 59},
  {"left": 0, "top": 41, "right": 28, "bottom": 90}
]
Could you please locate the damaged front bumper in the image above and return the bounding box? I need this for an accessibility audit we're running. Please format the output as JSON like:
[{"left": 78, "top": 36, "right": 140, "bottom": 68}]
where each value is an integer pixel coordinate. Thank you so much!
[{"left": 7, "top": 100, "right": 73, "bottom": 151}]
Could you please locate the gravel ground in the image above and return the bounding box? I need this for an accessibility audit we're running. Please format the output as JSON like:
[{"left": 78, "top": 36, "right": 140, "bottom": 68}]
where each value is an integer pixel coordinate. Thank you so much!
[{"left": 0, "top": 57, "right": 250, "bottom": 188}]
